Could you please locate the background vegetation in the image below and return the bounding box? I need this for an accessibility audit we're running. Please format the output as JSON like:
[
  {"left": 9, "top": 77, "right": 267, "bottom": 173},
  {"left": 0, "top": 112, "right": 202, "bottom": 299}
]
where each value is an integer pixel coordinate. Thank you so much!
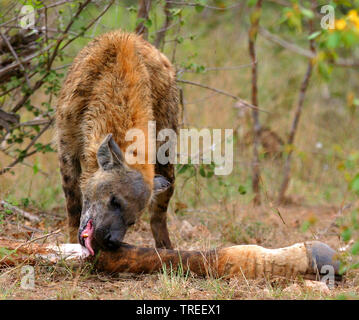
[{"left": 0, "top": 0, "right": 358, "bottom": 299}]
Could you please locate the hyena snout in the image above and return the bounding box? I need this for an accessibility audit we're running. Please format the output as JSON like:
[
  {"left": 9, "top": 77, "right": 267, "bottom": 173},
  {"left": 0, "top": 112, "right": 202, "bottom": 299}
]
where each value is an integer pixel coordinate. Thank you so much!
[
  {"left": 103, "top": 228, "right": 126, "bottom": 250},
  {"left": 95, "top": 210, "right": 132, "bottom": 251}
]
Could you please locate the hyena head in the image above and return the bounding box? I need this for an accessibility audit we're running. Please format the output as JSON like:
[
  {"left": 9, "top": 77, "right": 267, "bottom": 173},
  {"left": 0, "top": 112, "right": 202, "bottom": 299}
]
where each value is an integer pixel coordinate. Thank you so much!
[{"left": 79, "top": 133, "right": 170, "bottom": 255}]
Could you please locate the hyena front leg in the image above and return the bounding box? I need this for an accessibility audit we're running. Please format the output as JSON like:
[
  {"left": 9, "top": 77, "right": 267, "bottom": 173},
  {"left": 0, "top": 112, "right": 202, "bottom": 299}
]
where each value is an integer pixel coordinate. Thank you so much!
[
  {"left": 58, "top": 146, "right": 82, "bottom": 243},
  {"left": 150, "top": 163, "right": 174, "bottom": 249}
]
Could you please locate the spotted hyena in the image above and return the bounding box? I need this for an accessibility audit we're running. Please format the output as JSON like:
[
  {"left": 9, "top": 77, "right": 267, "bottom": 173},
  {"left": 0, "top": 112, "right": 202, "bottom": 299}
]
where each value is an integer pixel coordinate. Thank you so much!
[{"left": 55, "top": 31, "right": 178, "bottom": 255}]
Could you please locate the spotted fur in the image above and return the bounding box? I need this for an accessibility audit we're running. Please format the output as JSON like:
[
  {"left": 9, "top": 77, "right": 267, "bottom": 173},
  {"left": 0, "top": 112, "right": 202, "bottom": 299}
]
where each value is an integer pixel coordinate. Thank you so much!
[{"left": 56, "top": 30, "right": 178, "bottom": 248}]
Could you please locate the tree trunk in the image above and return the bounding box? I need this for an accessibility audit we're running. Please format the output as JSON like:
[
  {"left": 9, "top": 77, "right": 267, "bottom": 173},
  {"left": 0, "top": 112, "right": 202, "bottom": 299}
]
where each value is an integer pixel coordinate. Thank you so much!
[
  {"left": 277, "top": 3, "right": 316, "bottom": 205},
  {"left": 248, "top": 0, "right": 263, "bottom": 205},
  {"left": 154, "top": 0, "right": 172, "bottom": 49},
  {"left": 135, "top": 0, "right": 152, "bottom": 40}
]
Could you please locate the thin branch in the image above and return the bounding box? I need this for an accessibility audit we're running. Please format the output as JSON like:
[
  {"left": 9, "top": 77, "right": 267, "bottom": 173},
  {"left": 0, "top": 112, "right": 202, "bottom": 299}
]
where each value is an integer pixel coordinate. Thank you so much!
[
  {"left": 47, "top": 0, "right": 92, "bottom": 69},
  {"left": 11, "top": 75, "right": 46, "bottom": 113},
  {"left": 0, "top": 32, "right": 31, "bottom": 88},
  {"left": 179, "top": 63, "right": 255, "bottom": 74},
  {"left": 177, "top": 79, "right": 270, "bottom": 114},
  {"left": 13, "top": 118, "right": 51, "bottom": 129},
  {"left": 0, "top": 42, "right": 55, "bottom": 80},
  {"left": 165, "top": 1, "right": 242, "bottom": 10},
  {"left": 0, "top": 200, "right": 40, "bottom": 223},
  {"left": 0, "top": 119, "right": 53, "bottom": 175},
  {"left": 0, "top": 229, "right": 62, "bottom": 265},
  {"left": 60, "top": 0, "right": 115, "bottom": 52},
  {"left": 0, "top": 0, "right": 79, "bottom": 28},
  {"left": 259, "top": 27, "right": 359, "bottom": 68},
  {"left": 7, "top": 1, "right": 93, "bottom": 114},
  {"left": 0, "top": 109, "right": 19, "bottom": 124},
  {"left": 171, "top": 13, "right": 182, "bottom": 63}
]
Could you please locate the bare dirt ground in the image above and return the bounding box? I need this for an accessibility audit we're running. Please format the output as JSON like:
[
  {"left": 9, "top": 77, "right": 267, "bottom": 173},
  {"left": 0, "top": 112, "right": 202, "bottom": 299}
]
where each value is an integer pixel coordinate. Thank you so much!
[{"left": 0, "top": 201, "right": 358, "bottom": 300}]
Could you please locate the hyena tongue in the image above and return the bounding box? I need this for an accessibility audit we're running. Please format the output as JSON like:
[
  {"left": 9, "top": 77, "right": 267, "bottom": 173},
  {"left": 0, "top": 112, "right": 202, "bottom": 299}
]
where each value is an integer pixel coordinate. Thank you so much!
[{"left": 81, "top": 219, "right": 94, "bottom": 256}]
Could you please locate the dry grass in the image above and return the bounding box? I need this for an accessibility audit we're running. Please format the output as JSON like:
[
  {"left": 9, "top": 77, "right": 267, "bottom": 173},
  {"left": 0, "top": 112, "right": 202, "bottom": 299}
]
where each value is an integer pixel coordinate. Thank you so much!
[
  {"left": 0, "top": 198, "right": 359, "bottom": 300},
  {"left": 0, "top": 4, "right": 358, "bottom": 300}
]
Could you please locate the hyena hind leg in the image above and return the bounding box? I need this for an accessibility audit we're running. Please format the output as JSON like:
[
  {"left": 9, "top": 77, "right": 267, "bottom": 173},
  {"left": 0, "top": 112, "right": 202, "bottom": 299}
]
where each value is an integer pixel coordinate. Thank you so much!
[
  {"left": 58, "top": 150, "right": 82, "bottom": 243},
  {"left": 149, "top": 164, "right": 174, "bottom": 249}
]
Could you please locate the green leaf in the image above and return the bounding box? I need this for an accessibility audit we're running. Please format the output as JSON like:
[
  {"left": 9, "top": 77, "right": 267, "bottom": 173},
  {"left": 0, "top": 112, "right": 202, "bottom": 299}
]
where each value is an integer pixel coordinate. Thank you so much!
[
  {"left": 248, "top": 0, "right": 258, "bottom": 7},
  {"left": 238, "top": 185, "right": 247, "bottom": 195},
  {"left": 21, "top": 197, "right": 30, "bottom": 208},
  {"left": 177, "top": 164, "right": 189, "bottom": 175},
  {"left": 350, "top": 173, "right": 359, "bottom": 195},
  {"left": 144, "top": 18, "right": 152, "bottom": 28},
  {"left": 0, "top": 247, "right": 16, "bottom": 259},
  {"left": 33, "top": 163, "right": 39, "bottom": 175},
  {"left": 351, "top": 241, "right": 359, "bottom": 255},
  {"left": 300, "top": 8, "right": 314, "bottom": 19},
  {"left": 195, "top": 4, "right": 205, "bottom": 13},
  {"left": 318, "top": 61, "right": 332, "bottom": 81},
  {"left": 206, "top": 170, "right": 214, "bottom": 178},
  {"left": 127, "top": 5, "right": 137, "bottom": 13},
  {"left": 349, "top": 262, "right": 359, "bottom": 270},
  {"left": 308, "top": 31, "right": 321, "bottom": 40},
  {"left": 169, "top": 8, "right": 182, "bottom": 16},
  {"left": 199, "top": 166, "right": 206, "bottom": 177},
  {"left": 341, "top": 228, "right": 352, "bottom": 242},
  {"left": 301, "top": 220, "right": 311, "bottom": 232},
  {"left": 327, "top": 32, "right": 341, "bottom": 49}
]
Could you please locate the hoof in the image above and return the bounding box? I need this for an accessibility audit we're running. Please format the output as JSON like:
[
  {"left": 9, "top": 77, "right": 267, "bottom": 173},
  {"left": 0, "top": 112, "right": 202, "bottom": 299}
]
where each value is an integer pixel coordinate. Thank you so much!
[{"left": 305, "top": 241, "right": 342, "bottom": 280}]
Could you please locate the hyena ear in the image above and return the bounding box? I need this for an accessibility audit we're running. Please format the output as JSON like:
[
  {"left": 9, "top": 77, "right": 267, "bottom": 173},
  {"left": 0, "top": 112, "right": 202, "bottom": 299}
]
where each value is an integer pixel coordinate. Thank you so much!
[
  {"left": 97, "top": 133, "right": 124, "bottom": 170},
  {"left": 153, "top": 175, "right": 171, "bottom": 195}
]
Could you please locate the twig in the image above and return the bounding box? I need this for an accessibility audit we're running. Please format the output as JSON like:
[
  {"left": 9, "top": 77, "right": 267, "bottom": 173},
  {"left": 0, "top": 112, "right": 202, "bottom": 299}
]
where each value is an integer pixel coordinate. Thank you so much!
[
  {"left": 0, "top": 0, "right": 78, "bottom": 28},
  {"left": 47, "top": 0, "right": 92, "bottom": 69},
  {"left": 259, "top": 27, "right": 359, "bottom": 68},
  {"left": 165, "top": 1, "right": 242, "bottom": 11},
  {"left": 316, "top": 202, "right": 351, "bottom": 237},
  {"left": 0, "top": 229, "right": 62, "bottom": 265},
  {"left": 0, "top": 43, "right": 55, "bottom": 80},
  {"left": 9, "top": 221, "right": 45, "bottom": 234},
  {"left": 8, "top": 1, "right": 93, "bottom": 115},
  {"left": 0, "top": 200, "right": 40, "bottom": 223},
  {"left": 0, "top": 109, "right": 19, "bottom": 125},
  {"left": 0, "top": 149, "right": 50, "bottom": 177},
  {"left": 13, "top": 118, "right": 51, "bottom": 128},
  {"left": 0, "top": 32, "right": 31, "bottom": 88},
  {"left": 171, "top": 13, "right": 183, "bottom": 63},
  {"left": 60, "top": 0, "right": 115, "bottom": 52},
  {"left": 0, "top": 119, "right": 53, "bottom": 175},
  {"left": 177, "top": 79, "right": 270, "bottom": 113},
  {"left": 179, "top": 63, "right": 255, "bottom": 74}
]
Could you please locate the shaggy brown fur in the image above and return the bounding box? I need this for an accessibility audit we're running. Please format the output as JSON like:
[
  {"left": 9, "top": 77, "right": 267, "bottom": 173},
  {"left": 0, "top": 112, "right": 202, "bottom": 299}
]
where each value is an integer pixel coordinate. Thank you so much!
[{"left": 55, "top": 30, "right": 178, "bottom": 248}]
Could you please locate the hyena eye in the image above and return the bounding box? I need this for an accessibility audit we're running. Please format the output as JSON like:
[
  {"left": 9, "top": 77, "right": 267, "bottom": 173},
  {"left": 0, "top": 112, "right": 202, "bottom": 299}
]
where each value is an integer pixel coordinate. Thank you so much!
[{"left": 109, "top": 195, "right": 122, "bottom": 210}]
